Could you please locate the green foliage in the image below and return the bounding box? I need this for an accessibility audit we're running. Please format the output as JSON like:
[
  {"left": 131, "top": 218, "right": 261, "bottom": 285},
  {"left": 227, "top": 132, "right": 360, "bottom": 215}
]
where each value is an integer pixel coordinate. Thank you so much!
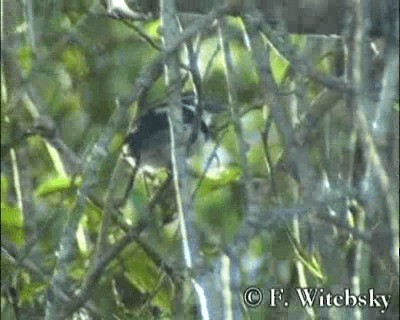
[
  {"left": 18, "top": 45, "right": 33, "bottom": 73},
  {"left": 1, "top": 175, "right": 9, "bottom": 198},
  {"left": 61, "top": 46, "right": 89, "bottom": 79},
  {"left": 144, "top": 20, "right": 162, "bottom": 39},
  {"left": 2, "top": 2, "right": 397, "bottom": 318},
  {"left": 248, "top": 143, "right": 267, "bottom": 176},
  {"left": 221, "top": 125, "right": 241, "bottom": 160},
  {"left": 270, "top": 47, "right": 290, "bottom": 85},
  {"left": 49, "top": 14, "right": 72, "bottom": 33},
  {"left": 112, "top": 247, "right": 173, "bottom": 310},
  {"left": 198, "top": 166, "right": 241, "bottom": 193},
  {"left": 1, "top": 203, "right": 24, "bottom": 246},
  {"left": 287, "top": 230, "right": 326, "bottom": 282},
  {"left": 19, "top": 278, "right": 47, "bottom": 305},
  {"left": 36, "top": 175, "right": 81, "bottom": 197},
  {"left": 196, "top": 173, "right": 242, "bottom": 244},
  {"left": 1, "top": 176, "right": 24, "bottom": 245},
  {"left": 269, "top": 229, "right": 293, "bottom": 260}
]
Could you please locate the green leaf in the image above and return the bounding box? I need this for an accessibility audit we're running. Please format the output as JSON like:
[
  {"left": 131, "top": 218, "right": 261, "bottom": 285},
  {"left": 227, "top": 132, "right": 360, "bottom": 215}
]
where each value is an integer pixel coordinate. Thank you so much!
[
  {"left": 270, "top": 48, "right": 290, "bottom": 85},
  {"left": 248, "top": 143, "right": 267, "bottom": 176},
  {"left": 1, "top": 204, "right": 24, "bottom": 245},
  {"left": 36, "top": 175, "right": 81, "bottom": 197},
  {"left": 287, "top": 230, "right": 326, "bottom": 282},
  {"left": 19, "top": 280, "right": 46, "bottom": 304},
  {"left": 199, "top": 166, "right": 241, "bottom": 194},
  {"left": 144, "top": 20, "right": 162, "bottom": 39},
  {"left": 119, "top": 247, "right": 173, "bottom": 310},
  {"left": 195, "top": 186, "right": 241, "bottom": 243},
  {"left": 1, "top": 175, "right": 9, "bottom": 199}
]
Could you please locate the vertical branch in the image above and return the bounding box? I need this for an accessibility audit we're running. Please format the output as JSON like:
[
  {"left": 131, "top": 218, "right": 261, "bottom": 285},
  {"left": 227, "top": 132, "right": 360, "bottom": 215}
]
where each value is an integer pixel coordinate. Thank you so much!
[
  {"left": 348, "top": 7, "right": 368, "bottom": 317},
  {"left": 218, "top": 18, "right": 252, "bottom": 218},
  {"left": 25, "top": 0, "right": 36, "bottom": 50},
  {"left": 345, "top": 200, "right": 366, "bottom": 320},
  {"left": 160, "top": 1, "right": 209, "bottom": 319},
  {"left": 347, "top": 0, "right": 398, "bottom": 317},
  {"left": 44, "top": 199, "right": 87, "bottom": 320},
  {"left": 242, "top": 6, "right": 322, "bottom": 316},
  {"left": 244, "top": 1, "right": 315, "bottom": 195},
  {"left": 292, "top": 217, "right": 316, "bottom": 319},
  {"left": 182, "top": 25, "right": 204, "bottom": 144},
  {"left": 242, "top": 7, "right": 315, "bottom": 191},
  {"left": 217, "top": 17, "right": 256, "bottom": 320},
  {"left": 341, "top": 8, "right": 361, "bottom": 318},
  {"left": 287, "top": 39, "right": 314, "bottom": 319},
  {"left": 11, "top": 147, "right": 37, "bottom": 239},
  {"left": 356, "top": 111, "right": 399, "bottom": 272},
  {"left": 220, "top": 254, "right": 233, "bottom": 320},
  {"left": 161, "top": 0, "right": 190, "bottom": 270},
  {"left": 10, "top": 149, "right": 23, "bottom": 221}
]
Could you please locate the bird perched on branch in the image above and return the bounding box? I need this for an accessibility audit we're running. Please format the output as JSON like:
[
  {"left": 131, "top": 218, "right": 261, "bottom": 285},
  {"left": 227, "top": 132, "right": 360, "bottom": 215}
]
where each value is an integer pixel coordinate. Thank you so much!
[{"left": 122, "top": 93, "right": 212, "bottom": 173}]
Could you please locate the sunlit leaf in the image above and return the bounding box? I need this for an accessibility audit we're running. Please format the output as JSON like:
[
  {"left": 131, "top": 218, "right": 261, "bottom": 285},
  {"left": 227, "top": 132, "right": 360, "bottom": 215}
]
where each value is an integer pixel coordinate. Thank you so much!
[
  {"left": 36, "top": 175, "right": 81, "bottom": 197},
  {"left": 270, "top": 48, "right": 290, "bottom": 85},
  {"left": 1, "top": 203, "right": 24, "bottom": 245},
  {"left": 120, "top": 247, "right": 173, "bottom": 310},
  {"left": 1, "top": 175, "right": 9, "bottom": 198},
  {"left": 199, "top": 166, "right": 241, "bottom": 193},
  {"left": 144, "top": 20, "right": 161, "bottom": 39}
]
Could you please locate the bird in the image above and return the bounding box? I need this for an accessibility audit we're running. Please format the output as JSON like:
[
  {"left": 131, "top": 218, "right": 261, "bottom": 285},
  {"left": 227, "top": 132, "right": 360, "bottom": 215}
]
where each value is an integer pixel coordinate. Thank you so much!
[{"left": 122, "top": 93, "right": 210, "bottom": 173}]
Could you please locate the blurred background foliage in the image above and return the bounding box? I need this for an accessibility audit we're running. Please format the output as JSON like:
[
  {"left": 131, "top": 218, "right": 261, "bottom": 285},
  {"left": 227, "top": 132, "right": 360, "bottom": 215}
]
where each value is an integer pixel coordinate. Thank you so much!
[{"left": 1, "top": 0, "right": 398, "bottom": 319}]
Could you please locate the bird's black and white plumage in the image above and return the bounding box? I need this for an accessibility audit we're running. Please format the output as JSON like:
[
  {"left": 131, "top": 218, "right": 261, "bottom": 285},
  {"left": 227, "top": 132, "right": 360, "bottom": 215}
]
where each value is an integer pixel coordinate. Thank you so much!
[{"left": 122, "top": 95, "right": 209, "bottom": 172}]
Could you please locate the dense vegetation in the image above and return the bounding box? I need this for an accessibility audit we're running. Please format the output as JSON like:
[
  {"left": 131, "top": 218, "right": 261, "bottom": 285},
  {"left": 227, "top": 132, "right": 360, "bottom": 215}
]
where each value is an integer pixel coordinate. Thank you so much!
[{"left": 1, "top": 1, "right": 398, "bottom": 319}]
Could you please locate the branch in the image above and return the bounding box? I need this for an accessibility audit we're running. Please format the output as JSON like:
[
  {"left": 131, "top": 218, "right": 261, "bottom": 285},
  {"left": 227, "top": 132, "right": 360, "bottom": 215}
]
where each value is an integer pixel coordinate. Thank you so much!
[
  {"left": 243, "top": 7, "right": 316, "bottom": 190},
  {"left": 217, "top": 16, "right": 256, "bottom": 319},
  {"left": 44, "top": 99, "right": 130, "bottom": 320},
  {"left": 102, "top": 0, "right": 150, "bottom": 20},
  {"left": 161, "top": 0, "right": 209, "bottom": 319},
  {"left": 138, "top": 0, "right": 388, "bottom": 36},
  {"left": 254, "top": 16, "right": 351, "bottom": 93},
  {"left": 1, "top": 239, "right": 104, "bottom": 318},
  {"left": 60, "top": 223, "right": 147, "bottom": 318},
  {"left": 122, "top": 5, "right": 228, "bottom": 108}
]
